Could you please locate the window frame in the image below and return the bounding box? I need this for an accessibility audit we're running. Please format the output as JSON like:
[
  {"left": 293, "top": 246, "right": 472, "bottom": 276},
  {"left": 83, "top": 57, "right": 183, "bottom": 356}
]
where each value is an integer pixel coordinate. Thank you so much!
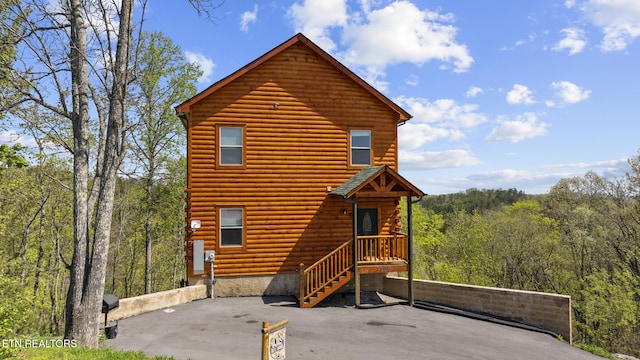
[
  {"left": 349, "top": 129, "right": 372, "bottom": 167},
  {"left": 218, "top": 205, "right": 246, "bottom": 250},
  {"left": 216, "top": 124, "right": 246, "bottom": 169}
]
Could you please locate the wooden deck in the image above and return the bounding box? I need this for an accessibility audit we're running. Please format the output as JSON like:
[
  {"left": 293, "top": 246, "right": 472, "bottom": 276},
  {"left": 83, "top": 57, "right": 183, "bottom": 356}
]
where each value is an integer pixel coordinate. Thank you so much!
[{"left": 298, "top": 234, "right": 408, "bottom": 307}]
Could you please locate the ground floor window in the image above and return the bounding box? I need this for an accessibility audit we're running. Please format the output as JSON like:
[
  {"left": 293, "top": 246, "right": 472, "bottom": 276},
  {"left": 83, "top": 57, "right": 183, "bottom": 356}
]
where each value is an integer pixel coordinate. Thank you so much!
[{"left": 220, "top": 207, "right": 244, "bottom": 248}]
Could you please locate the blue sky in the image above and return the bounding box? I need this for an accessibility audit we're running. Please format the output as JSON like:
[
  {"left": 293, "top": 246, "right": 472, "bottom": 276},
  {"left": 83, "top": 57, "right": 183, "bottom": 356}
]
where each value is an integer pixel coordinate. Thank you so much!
[{"left": 4, "top": 0, "right": 639, "bottom": 195}]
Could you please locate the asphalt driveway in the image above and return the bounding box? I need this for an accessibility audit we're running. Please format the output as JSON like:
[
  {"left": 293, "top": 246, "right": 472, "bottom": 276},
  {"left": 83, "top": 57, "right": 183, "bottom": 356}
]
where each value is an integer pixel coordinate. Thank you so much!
[{"left": 105, "top": 294, "right": 603, "bottom": 360}]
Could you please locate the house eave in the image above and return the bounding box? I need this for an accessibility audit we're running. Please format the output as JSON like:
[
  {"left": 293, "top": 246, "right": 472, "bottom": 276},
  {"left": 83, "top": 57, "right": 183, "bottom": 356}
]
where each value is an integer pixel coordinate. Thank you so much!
[{"left": 174, "top": 33, "right": 412, "bottom": 122}]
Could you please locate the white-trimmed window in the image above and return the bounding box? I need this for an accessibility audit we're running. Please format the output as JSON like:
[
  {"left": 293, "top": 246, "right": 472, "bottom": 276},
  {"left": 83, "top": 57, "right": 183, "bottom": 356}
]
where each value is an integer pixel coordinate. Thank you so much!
[
  {"left": 350, "top": 129, "right": 371, "bottom": 166},
  {"left": 220, "top": 208, "right": 244, "bottom": 247},
  {"left": 218, "top": 126, "right": 244, "bottom": 166}
]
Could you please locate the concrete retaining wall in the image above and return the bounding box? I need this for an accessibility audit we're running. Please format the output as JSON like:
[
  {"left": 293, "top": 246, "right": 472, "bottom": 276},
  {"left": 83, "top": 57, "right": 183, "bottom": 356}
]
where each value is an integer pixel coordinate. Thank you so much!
[
  {"left": 383, "top": 276, "right": 572, "bottom": 343},
  {"left": 104, "top": 285, "right": 207, "bottom": 321}
]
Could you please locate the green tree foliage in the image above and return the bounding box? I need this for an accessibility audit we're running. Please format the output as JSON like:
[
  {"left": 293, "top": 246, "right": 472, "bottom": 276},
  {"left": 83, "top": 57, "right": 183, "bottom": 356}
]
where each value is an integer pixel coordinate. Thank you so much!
[
  {"left": 0, "top": 143, "right": 29, "bottom": 169},
  {"left": 401, "top": 200, "right": 445, "bottom": 280},
  {"left": 411, "top": 160, "right": 640, "bottom": 355},
  {"left": 127, "top": 31, "right": 199, "bottom": 294},
  {"left": 0, "top": 155, "right": 74, "bottom": 338},
  {"left": 0, "top": 277, "right": 32, "bottom": 358},
  {"left": 420, "top": 187, "right": 529, "bottom": 214}
]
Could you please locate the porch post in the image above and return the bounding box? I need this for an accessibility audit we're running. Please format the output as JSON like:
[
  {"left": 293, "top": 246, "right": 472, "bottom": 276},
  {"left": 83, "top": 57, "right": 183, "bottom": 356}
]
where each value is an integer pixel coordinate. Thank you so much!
[
  {"left": 407, "top": 194, "right": 414, "bottom": 306},
  {"left": 352, "top": 200, "right": 360, "bottom": 306}
]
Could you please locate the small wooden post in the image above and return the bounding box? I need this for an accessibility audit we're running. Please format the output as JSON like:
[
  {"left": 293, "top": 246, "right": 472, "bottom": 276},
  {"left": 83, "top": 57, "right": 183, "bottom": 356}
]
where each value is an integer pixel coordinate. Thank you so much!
[
  {"left": 262, "top": 321, "right": 269, "bottom": 360},
  {"left": 298, "top": 263, "right": 305, "bottom": 307},
  {"left": 262, "top": 319, "right": 289, "bottom": 360}
]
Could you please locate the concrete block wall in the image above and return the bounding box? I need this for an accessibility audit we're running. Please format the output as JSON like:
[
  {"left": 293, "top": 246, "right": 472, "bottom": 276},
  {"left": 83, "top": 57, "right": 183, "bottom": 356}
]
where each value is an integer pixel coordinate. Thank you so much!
[
  {"left": 104, "top": 284, "right": 207, "bottom": 321},
  {"left": 383, "top": 276, "right": 572, "bottom": 343}
]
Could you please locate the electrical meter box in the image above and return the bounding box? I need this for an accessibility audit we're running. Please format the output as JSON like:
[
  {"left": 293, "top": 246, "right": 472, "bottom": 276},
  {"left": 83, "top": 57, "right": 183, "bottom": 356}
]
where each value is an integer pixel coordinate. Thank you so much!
[{"left": 205, "top": 251, "right": 215, "bottom": 262}]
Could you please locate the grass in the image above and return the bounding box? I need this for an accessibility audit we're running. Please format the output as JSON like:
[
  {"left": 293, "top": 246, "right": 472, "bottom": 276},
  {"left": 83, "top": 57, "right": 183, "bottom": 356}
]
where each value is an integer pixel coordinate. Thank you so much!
[
  {"left": 9, "top": 346, "right": 173, "bottom": 360},
  {"left": 575, "top": 343, "right": 615, "bottom": 360}
]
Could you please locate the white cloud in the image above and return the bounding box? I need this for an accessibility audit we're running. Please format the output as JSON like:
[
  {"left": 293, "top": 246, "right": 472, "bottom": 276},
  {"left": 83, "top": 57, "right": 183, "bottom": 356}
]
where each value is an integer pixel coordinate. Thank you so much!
[
  {"left": 399, "top": 149, "right": 482, "bottom": 170},
  {"left": 543, "top": 158, "right": 628, "bottom": 170},
  {"left": 485, "top": 112, "right": 549, "bottom": 143},
  {"left": 395, "top": 96, "right": 487, "bottom": 128},
  {"left": 515, "top": 33, "right": 538, "bottom": 47},
  {"left": 506, "top": 84, "right": 535, "bottom": 105},
  {"left": 287, "top": 0, "right": 348, "bottom": 52},
  {"left": 468, "top": 169, "right": 536, "bottom": 182},
  {"left": 0, "top": 130, "right": 63, "bottom": 155},
  {"left": 553, "top": 27, "right": 587, "bottom": 55},
  {"left": 287, "top": 0, "right": 473, "bottom": 85},
  {"left": 551, "top": 81, "right": 591, "bottom": 104},
  {"left": 0, "top": 130, "right": 36, "bottom": 148},
  {"left": 465, "top": 86, "right": 483, "bottom": 98},
  {"left": 240, "top": 5, "right": 258, "bottom": 32},
  {"left": 575, "top": 0, "right": 640, "bottom": 51},
  {"left": 501, "top": 33, "right": 538, "bottom": 51},
  {"left": 405, "top": 74, "right": 419, "bottom": 86},
  {"left": 395, "top": 96, "right": 486, "bottom": 156},
  {"left": 185, "top": 51, "right": 216, "bottom": 83},
  {"left": 340, "top": 1, "right": 473, "bottom": 74},
  {"left": 398, "top": 123, "right": 464, "bottom": 149}
]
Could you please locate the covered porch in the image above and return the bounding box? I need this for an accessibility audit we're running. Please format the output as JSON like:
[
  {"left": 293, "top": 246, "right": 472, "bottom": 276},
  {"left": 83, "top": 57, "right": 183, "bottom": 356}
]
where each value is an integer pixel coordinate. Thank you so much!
[{"left": 298, "top": 165, "right": 425, "bottom": 308}]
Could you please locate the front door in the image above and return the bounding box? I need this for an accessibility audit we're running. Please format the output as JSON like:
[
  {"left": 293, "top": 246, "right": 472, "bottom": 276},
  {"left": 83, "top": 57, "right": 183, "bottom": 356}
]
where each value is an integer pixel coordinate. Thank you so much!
[{"left": 357, "top": 208, "right": 378, "bottom": 236}]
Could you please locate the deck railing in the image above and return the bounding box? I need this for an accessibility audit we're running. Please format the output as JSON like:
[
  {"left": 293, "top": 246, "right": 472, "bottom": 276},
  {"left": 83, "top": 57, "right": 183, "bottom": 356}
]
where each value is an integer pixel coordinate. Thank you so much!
[
  {"left": 356, "top": 233, "right": 408, "bottom": 263},
  {"left": 298, "top": 233, "right": 409, "bottom": 307},
  {"left": 299, "top": 240, "right": 353, "bottom": 305}
]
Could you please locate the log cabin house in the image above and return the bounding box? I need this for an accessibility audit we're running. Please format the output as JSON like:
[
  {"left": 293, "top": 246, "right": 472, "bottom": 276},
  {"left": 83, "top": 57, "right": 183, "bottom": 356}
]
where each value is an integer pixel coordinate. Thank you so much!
[{"left": 175, "top": 33, "right": 424, "bottom": 308}]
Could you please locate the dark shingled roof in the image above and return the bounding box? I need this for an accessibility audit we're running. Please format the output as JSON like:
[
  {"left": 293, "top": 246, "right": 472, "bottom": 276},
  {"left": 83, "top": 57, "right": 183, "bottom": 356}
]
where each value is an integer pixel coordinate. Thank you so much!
[{"left": 330, "top": 165, "right": 387, "bottom": 198}]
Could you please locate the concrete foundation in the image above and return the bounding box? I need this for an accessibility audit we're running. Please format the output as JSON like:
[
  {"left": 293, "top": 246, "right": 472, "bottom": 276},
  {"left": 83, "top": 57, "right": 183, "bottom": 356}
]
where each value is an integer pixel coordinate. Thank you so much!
[
  {"left": 189, "top": 272, "right": 387, "bottom": 297},
  {"left": 190, "top": 273, "right": 300, "bottom": 297}
]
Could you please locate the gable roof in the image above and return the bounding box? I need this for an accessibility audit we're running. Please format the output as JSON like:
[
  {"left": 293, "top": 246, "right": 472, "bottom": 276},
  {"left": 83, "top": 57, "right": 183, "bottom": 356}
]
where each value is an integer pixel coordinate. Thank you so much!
[
  {"left": 331, "top": 165, "right": 425, "bottom": 199},
  {"left": 175, "top": 33, "right": 411, "bottom": 122}
]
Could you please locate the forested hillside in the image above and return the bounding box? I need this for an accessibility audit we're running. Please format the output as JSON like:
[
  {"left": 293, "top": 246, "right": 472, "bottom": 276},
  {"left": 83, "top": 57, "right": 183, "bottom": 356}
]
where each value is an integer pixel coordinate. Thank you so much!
[
  {"left": 0, "top": 150, "right": 187, "bottom": 343},
  {"left": 408, "top": 158, "right": 640, "bottom": 356},
  {"left": 0, "top": 0, "right": 202, "bottom": 348}
]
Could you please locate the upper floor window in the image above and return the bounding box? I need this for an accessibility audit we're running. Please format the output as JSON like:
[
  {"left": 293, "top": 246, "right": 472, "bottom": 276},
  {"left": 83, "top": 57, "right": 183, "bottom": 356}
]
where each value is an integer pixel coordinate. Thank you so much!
[
  {"left": 350, "top": 129, "right": 371, "bottom": 166},
  {"left": 218, "top": 125, "right": 245, "bottom": 167},
  {"left": 219, "top": 207, "right": 244, "bottom": 248}
]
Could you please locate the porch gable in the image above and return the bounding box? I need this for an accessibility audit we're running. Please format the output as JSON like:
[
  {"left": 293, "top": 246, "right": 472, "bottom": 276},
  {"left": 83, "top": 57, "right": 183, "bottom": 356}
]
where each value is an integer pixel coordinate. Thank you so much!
[{"left": 330, "top": 165, "right": 425, "bottom": 199}]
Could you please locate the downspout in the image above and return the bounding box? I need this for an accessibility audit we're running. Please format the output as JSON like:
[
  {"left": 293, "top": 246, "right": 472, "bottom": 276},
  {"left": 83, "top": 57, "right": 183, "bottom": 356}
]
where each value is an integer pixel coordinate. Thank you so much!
[{"left": 342, "top": 197, "right": 359, "bottom": 307}]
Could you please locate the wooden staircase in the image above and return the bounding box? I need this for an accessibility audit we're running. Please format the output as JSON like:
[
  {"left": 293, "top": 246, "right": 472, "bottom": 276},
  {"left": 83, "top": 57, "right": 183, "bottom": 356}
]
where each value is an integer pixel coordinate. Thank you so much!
[
  {"left": 298, "top": 234, "right": 409, "bottom": 308},
  {"left": 298, "top": 240, "right": 353, "bottom": 308}
]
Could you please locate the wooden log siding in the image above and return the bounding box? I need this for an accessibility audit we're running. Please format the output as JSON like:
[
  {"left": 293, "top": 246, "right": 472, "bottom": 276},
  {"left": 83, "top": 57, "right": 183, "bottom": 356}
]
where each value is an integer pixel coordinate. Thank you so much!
[{"left": 185, "top": 41, "right": 404, "bottom": 277}]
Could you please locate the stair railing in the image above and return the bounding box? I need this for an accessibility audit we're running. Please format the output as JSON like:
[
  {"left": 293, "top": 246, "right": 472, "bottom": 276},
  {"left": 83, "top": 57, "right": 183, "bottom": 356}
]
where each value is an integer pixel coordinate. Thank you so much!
[{"left": 299, "top": 240, "right": 353, "bottom": 305}]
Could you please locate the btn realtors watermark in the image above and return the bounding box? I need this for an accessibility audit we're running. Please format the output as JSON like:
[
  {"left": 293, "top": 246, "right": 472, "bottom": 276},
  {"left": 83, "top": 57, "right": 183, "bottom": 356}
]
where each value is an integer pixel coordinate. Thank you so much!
[{"left": 2, "top": 338, "right": 78, "bottom": 349}]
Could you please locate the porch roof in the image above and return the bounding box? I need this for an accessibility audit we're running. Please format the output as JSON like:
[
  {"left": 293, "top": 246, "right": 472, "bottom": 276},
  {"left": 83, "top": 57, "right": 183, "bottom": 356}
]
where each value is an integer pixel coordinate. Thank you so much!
[{"left": 330, "top": 165, "right": 425, "bottom": 199}]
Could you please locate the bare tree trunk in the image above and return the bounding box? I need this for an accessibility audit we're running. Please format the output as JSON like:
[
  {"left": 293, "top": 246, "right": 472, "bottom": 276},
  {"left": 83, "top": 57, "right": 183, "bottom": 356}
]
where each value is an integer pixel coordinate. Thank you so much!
[
  {"left": 172, "top": 228, "right": 183, "bottom": 288},
  {"left": 145, "top": 213, "right": 153, "bottom": 293},
  {"left": 64, "top": 0, "right": 92, "bottom": 345},
  {"left": 145, "top": 173, "right": 154, "bottom": 294},
  {"left": 33, "top": 206, "right": 45, "bottom": 295},
  {"left": 110, "top": 203, "right": 125, "bottom": 294},
  {"left": 65, "top": 0, "right": 135, "bottom": 347}
]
